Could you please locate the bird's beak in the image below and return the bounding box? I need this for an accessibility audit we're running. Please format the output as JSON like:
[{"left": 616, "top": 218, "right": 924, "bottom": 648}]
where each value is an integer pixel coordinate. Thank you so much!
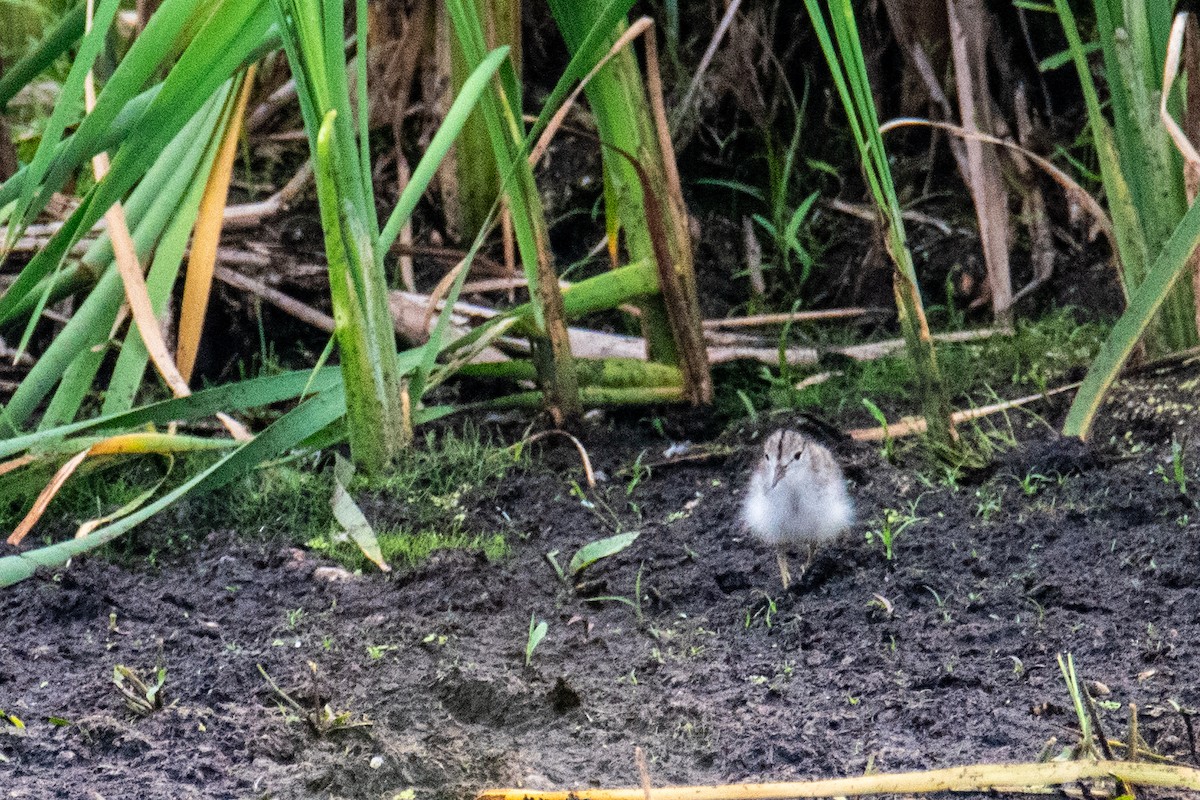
[{"left": 771, "top": 463, "right": 786, "bottom": 488}]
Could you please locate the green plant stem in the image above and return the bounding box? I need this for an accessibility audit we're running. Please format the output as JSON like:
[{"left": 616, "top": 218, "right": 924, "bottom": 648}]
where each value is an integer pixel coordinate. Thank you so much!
[
  {"left": 314, "top": 111, "right": 410, "bottom": 472},
  {"left": 445, "top": 0, "right": 580, "bottom": 420},
  {"left": 485, "top": 385, "right": 684, "bottom": 409},
  {"left": 461, "top": 357, "right": 681, "bottom": 389},
  {"left": 802, "top": 0, "right": 954, "bottom": 447},
  {"left": 545, "top": 5, "right": 710, "bottom": 404}
]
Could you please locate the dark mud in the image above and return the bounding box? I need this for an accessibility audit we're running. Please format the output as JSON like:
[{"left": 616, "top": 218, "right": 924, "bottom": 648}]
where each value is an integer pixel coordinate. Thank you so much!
[{"left": 4, "top": 369, "right": 1200, "bottom": 800}]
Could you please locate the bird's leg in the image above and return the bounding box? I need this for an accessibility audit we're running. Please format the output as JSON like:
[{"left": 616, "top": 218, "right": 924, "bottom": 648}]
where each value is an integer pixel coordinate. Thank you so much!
[
  {"left": 802, "top": 542, "right": 817, "bottom": 575},
  {"left": 776, "top": 549, "right": 792, "bottom": 590}
]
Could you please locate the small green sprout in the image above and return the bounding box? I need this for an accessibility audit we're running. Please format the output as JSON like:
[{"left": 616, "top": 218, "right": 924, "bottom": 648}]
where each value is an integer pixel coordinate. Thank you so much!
[
  {"left": 1017, "top": 472, "right": 1051, "bottom": 496},
  {"left": 625, "top": 451, "right": 651, "bottom": 495},
  {"left": 1156, "top": 436, "right": 1190, "bottom": 496},
  {"left": 861, "top": 397, "right": 894, "bottom": 462},
  {"left": 582, "top": 564, "right": 647, "bottom": 623},
  {"left": 366, "top": 644, "right": 397, "bottom": 660},
  {"left": 112, "top": 664, "right": 166, "bottom": 715},
  {"left": 974, "top": 487, "right": 1002, "bottom": 520},
  {"left": 866, "top": 500, "right": 922, "bottom": 561},
  {"left": 525, "top": 614, "right": 548, "bottom": 666}
]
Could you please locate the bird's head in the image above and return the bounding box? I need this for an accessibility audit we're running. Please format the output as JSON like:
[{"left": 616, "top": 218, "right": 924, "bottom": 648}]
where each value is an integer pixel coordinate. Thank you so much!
[{"left": 761, "top": 429, "right": 811, "bottom": 489}]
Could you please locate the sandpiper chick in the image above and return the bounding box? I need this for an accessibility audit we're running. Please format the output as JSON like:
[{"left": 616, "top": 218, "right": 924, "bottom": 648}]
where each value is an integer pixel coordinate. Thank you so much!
[{"left": 742, "top": 429, "right": 853, "bottom": 589}]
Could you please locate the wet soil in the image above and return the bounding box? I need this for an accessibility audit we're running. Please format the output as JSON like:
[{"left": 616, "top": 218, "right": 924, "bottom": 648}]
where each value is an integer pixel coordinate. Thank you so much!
[{"left": 4, "top": 367, "right": 1200, "bottom": 800}]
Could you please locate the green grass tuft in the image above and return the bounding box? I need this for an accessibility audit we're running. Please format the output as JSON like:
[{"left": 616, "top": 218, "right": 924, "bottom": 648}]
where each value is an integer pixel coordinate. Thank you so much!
[
  {"left": 714, "top": 308, "right": 1106, "bottom": 424},
  {"left": 304, "top": 423, "right": 520, "bottom": 572},
  {"left": 309, "top": 528, "right": 510, "bottom": 572},
  {"left": 1, "top": 423, "right": 520, "bottom": 573},
  {"left": 372, "top": 424, "right": 517, "bottom": 498}
]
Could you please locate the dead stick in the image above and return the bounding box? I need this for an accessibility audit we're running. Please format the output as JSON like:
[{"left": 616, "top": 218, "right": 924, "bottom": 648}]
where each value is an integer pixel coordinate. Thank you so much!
[
  {"left": 823, "top": 197, "right": 959, "bottom": 236},
  {"left": 1084, "top": 690, "right": 1117, "bottom": 762},
  {"left": 672, "top": 0, "right": 741, "bottom": 132},
  {"left": 390, "top": 243, "right": 507, "bottom": 277},
  {"left": 636, "top": 747, "right": 652, "bottom": 800},
  {"left": 1180, "top": 706, "right": 1198, "bottom": 765},
  {"left": 1082, "top": 685, "right": 1132, "bottom": 797},
  {"left": 702, "top": 309, "right": 871, "bottom": 329},
  {"left": 221, "top": 162, "right": 313, "bottom": 229},
  {"left": 708, "top": 328, "right": 1010, "bottom": 367},
  {"left": 1128, "top": 704, "right": 1139, "bottom": 763},
  {"left": 213, "top": 266, "right": 335, "bottom": 332}
]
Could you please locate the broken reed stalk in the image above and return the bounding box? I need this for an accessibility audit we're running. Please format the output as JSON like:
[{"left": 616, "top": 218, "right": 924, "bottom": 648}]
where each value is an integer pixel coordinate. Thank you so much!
[
  {"left": 476, "top": 760, "right": 1200, "bottom": 800},
  {"left": 274, "top": 0, "right": 446, "bottom": 474},
  {"left": 445, "top": 0, "right": 580, "bottom": 422},
  {"left": 544, "top": 5, "right": 712, "bottom": 405},
  {"left": 945, "top": 0, "right": 1013, "bottom": 324},
  {"left": 846, "top": 382, "right": 1080, "bottom": 442},
  {"left": 314, "top": 110, "right": 412, "bottom": 471}
]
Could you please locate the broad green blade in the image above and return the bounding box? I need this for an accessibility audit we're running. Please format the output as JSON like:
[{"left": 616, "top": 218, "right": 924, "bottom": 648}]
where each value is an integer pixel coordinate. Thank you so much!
[
  {"left": 0, "top": 368, "right": 342, "bottom": 459},
  {"left": 2, "top": 86, "right": 232, "bottom": 431},
  {"left": 331, "top": 452, "right": 389, "bottom": 572},
  {"left": 0, "top": 384, "right": 347, "bottom": 588},
  {"left": 1063, "top": 196, "right": 1200, "bottom": 439},
  {"left": 7, "top": 0, "right": 121, "bottom": 252},
  {"left": 379, "top": 46, "right": 509, "bottom": 250},
  {"left": 0, "top": 1, "right": 274, "bottom": 323},
  {"left": 0, "top": 3, "right": 87, "bottom": 110},
  {"left": 568, "top": 531, "right": 639, "bottom": 576}
]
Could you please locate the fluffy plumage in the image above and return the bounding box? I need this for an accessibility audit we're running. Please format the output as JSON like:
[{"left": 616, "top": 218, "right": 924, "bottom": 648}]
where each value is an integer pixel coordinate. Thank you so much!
[{"left": 743, "top": 429, "right": 853, "bottom": 587}]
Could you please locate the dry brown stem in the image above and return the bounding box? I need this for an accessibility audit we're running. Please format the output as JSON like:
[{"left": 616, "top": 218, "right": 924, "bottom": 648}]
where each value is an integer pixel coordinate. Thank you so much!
[{"left": 518, "top": 430, "right": 595, "bottom": 488}]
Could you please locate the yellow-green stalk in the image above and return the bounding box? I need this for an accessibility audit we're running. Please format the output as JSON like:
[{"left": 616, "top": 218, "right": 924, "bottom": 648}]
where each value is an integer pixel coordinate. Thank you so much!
[{"left": 803, "top": 0, "right": 955, "bottom": 447}]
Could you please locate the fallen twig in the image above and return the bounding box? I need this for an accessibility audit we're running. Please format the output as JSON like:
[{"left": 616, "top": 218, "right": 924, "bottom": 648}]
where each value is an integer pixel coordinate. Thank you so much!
[
  {"left": 221, "top": 162, "right": 313, "bottom": 229},
  {"left": 214, "top": 266, "right": 335, "bottom": 332},
  {"left": 702, "top": 308, "right": 872, "bottom": 329},
  {"left": 707, "top": 328, "right": 1010, "bottom": 367},
  {"left": 823, "top": 197, "right": 961, "bottom": 236}
]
